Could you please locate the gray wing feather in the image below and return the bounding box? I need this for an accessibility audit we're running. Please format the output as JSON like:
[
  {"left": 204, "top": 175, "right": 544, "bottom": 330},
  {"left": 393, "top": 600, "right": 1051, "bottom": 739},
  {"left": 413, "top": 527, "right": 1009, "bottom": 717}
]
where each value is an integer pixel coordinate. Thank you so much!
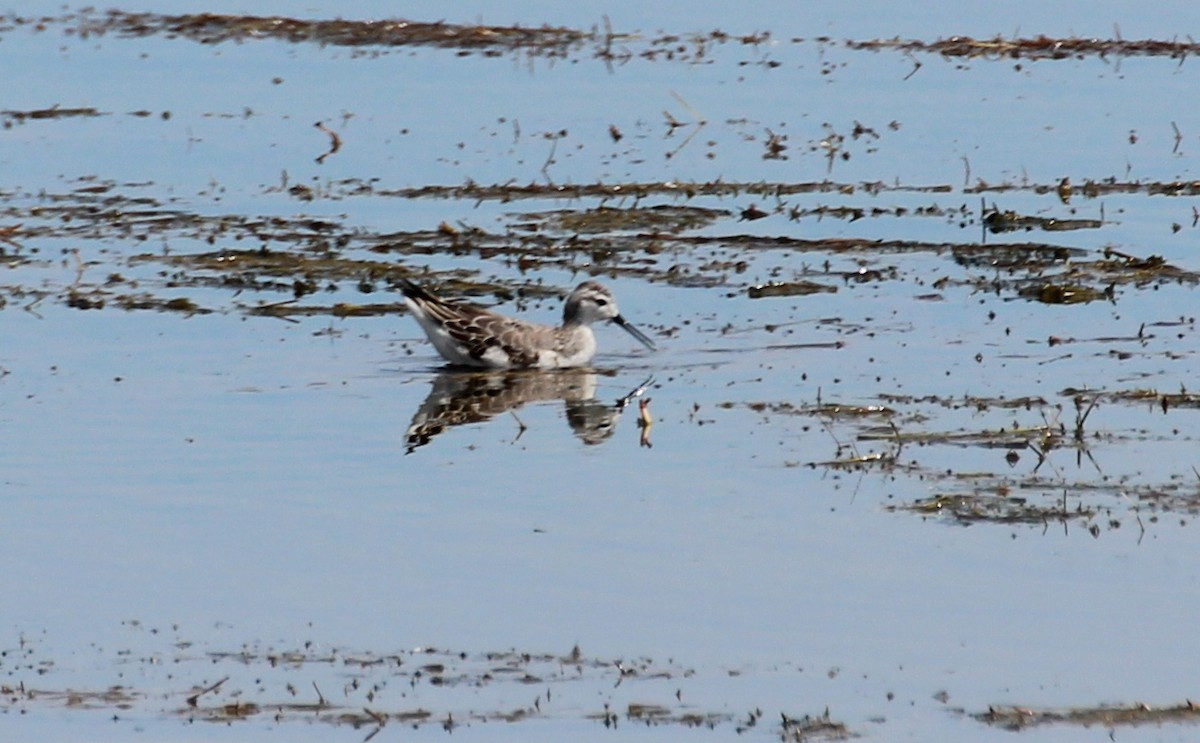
[{"left": 400, "top": 281, "right": 561, "bottom": 367}]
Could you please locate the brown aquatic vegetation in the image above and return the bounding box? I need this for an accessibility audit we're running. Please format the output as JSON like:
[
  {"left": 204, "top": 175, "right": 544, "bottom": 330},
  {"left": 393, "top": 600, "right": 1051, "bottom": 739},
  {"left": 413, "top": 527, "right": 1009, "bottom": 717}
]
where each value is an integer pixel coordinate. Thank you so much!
[
  {"left": 50, "top": 10, "right": 592, "bottom": 54},
  {"left": 983, "top": 208, "right": 1102, "bottom": 234},
  {"left": 977, "top": 699, "right": 1200, "bottom": 731},
  {"left": 330, "top": 175, "right": 1200, "bottom": 204},
  {"left": 342, "top": 177, "right": 955, "bottom": 203},
  {"left": 515, "top": 204, "right": 730, "bottom": 233},
  {"left": 1, "top": 179, "right": 1197, "bottom": 539},
  {"left": 892, "top": 492, "right": 1099, "bottom": 527},
  {"left": 748, "top": 280, "right": 839, "bottom": 298},
  {"left": 0, "top": 106, "right": 102, "bottom": 128},
  {"left": 848, "top": 34, "right": 1200, "bottom": 62},
  {"left": 0, "top": 635, "right": 849, "bottom": 738},
  {"left": 1, "top": 177, "right": 1196, "bottom": 317},
  {"left": 717, "top": 389, "right": 1200, "bottom": 533},
  {"left": 781, "top": 709, "right": 854, "bottom": 741},
  {"left": 8, "top": 10, "right": 1200, "bottom": 67}
]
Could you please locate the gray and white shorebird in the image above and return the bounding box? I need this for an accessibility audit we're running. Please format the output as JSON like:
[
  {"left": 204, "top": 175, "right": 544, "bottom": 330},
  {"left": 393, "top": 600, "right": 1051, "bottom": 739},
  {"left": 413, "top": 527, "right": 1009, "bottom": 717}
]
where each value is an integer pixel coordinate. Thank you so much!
[{"left": 398, "top": 279, "right": 656, "bottom": 369}]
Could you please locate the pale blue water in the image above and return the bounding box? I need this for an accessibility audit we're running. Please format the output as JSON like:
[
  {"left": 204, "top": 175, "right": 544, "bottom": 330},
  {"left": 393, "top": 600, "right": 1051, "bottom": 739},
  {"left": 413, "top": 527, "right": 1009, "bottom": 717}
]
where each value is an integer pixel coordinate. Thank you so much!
[{"left": 4, "top": 2, "right": 1200, "bottom": 741}]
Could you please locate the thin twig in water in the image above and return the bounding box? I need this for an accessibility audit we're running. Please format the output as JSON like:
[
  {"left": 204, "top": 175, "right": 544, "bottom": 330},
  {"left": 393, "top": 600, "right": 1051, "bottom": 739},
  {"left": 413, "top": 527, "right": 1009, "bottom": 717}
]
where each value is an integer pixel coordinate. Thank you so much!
[
  {"left": 1073, "top": 396, "right": 1099, "bottom": 440},
  {"left": 669, "top": 90, "right": 707, "bottom": 125},
  {"left": 0, "top": 223, "right": 22, "bottom": 249},
  {"left": 510, "top": 410, "right": 528, "bottom": 442},
  {"left": 249, "top": 298, "right": 302, "bottom": 323},
  {"left": 541, "top": 131, "right": 563, "bottom": 183},
  {"left": 187, "top": 676, "right": 229, "bottom": 707},
  {"left": 600, "top": 15, "right": 615, "bottom": 72},
  {"left": 314, "top": 121, "right": 342, "bottom": 164},
  {"left": 903, "top": 50, "right": 922, "bottom": 80},
  {"left": 662, "top": 91, "right": 706, "bottom": 160}
]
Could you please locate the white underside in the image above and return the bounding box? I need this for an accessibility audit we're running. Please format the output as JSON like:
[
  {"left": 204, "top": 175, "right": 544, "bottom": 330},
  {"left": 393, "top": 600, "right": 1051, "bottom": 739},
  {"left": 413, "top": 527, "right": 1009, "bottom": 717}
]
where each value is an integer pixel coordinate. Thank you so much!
[{"left": 537, "top": 328, "right": 596, "bottom": 369}]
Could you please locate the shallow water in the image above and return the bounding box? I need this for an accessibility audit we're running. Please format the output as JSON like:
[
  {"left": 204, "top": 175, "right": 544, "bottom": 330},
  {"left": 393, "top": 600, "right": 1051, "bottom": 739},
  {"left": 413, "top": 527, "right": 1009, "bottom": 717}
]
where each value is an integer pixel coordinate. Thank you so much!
[{"left": 4, "top": 2, "right": 1200, "bottom": 741}]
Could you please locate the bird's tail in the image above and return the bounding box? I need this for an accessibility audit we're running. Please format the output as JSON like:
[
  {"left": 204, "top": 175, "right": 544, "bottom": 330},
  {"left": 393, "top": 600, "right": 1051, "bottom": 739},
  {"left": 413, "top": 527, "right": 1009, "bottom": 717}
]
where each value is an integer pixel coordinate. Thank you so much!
[{"left": 397, "top": 278, "right": 438, "bottom": 302}]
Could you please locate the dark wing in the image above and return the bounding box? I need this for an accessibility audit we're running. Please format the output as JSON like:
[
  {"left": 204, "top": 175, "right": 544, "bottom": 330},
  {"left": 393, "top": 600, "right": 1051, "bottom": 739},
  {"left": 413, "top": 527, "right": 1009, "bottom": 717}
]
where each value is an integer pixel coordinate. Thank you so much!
[{"left": 400, "top": 280, "right": 546, "bottom": 367}]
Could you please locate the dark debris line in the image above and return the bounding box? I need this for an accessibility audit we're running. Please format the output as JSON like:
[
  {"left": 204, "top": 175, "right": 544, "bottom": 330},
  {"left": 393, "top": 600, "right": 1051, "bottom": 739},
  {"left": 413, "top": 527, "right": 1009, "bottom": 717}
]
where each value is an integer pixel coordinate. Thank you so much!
[
  {"left": 977, "top": 700, "right": 1200, "bottom": 731},
  {"left": 13, "top": 9, "right": 594, "bottom": 53},
  {"left": 0, "top": 639, "right": 854, "bottom": 738},
  {"left": 3, "top": 10, "right": 1200, "bottom": 62},
  {"left": 2, "top": 177, "right": 1198, "bottom": 316},
  {"left": 325, "top": 176, "right": 1200, "bottom": 203},
  {"left": 847, "top": 34, "right": 1200, "bottom": 61}
]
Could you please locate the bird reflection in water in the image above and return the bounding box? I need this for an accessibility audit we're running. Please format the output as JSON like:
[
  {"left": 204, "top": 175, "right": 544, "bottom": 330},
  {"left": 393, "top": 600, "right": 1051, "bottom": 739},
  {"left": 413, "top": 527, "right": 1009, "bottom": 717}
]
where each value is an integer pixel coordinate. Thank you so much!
[{"left": 404, "top": 369, "right": 654, "bottom": 453}]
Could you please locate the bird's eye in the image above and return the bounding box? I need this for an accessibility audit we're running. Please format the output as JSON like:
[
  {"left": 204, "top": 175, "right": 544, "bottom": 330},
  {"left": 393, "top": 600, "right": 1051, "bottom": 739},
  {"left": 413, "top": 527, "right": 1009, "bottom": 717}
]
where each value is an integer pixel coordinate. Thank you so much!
[{"left": 594, "top": 298, "right": 608, "bottom": 306}]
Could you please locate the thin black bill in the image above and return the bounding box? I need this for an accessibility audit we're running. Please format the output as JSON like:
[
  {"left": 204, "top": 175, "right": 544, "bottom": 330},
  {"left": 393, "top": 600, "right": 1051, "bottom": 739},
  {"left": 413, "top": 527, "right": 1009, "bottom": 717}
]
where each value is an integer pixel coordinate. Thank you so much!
[{"left": 613, "top": 315, "right": 657, "bottom": 351}]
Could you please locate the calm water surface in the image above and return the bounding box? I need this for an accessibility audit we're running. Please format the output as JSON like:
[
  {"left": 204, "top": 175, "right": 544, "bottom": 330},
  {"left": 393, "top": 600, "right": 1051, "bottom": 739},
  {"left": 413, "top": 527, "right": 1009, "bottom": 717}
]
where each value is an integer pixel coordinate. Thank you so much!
[{"left": 3, "top": 2, "right": 1200, "bottom": 741}]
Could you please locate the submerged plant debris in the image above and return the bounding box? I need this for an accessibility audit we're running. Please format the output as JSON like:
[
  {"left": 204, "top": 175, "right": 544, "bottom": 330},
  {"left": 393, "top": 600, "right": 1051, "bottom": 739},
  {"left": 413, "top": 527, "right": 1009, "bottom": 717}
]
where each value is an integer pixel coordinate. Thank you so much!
[
  {"left": 29, "top": 10, "right": 595, "bottom": 54},
  {"left": 2, "top": 172, "right": 1196, "bottom": 541},
  {"left": 847, "top": 34, "right": 1200, "bottom": 62},
  {"left": 717, "top": 385, "right": 1200, "bottom": 534},
  {"left": 5, "top": 9, "right": 1200, "bottom": 66},
  {"left": 3, "top": 175, "right": 1196, "bottom": 318},
  {"left": 0, "top": 627, "right": 850, "bottom": 738},
  {"left": 976, "top": 700, "right": 1200, "bottom": 731}
]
